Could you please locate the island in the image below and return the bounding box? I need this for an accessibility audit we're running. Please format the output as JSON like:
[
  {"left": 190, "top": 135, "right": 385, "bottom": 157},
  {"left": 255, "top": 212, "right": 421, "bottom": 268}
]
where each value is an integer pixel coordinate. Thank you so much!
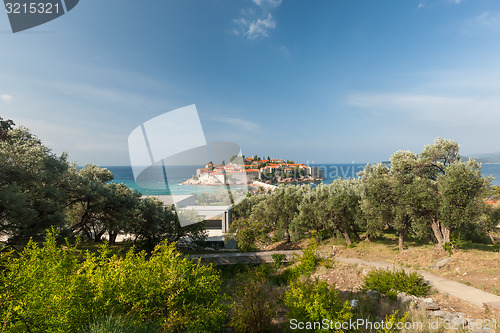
[{"left": 181, "top": 156, "right": 324, "bottom": 186}]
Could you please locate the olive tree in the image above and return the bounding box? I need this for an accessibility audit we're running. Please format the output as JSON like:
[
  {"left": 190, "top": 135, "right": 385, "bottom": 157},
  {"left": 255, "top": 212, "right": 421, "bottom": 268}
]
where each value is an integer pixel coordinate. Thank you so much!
[
  {"left": 359, "top": 163, "right": 393, "bottom": 239},
  {"left": 0, "top": 121, "right": 69, "bottom": 242}
]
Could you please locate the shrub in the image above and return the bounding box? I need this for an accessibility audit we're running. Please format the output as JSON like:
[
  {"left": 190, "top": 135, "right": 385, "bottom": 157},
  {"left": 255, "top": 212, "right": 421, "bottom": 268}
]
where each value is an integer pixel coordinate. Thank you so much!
[
  {"left": 295, "top": 241, "right": 320, "bottom": 276},
  {"left": 229, "top": 268, "right": 277, "bottom": 333},
  {"left": 0, "top": 230, "right": 225, "bottom": 332},
  {"left": 380, "top": 310, "right": 409, "bottom": 333},
  {"left": 0, "top": 233, "right": 93, "bottom": 332},
  {"left": 271, "top": 253, "right": 287, "bottom": 268},
  {"left": 363, "top": 269, "right": 430, "bottom": 300},
  {"left": 270, "top": 241, "right": 321, "bottom": 285},
  {"left": 442, "top": 242, "right": 453, "bottom": 255},
  {"left": 283, "top": 278, "right": 353, "bottom": 332},
  {"left": 81, "top": 314, "right": 160, "bottom": 333}
]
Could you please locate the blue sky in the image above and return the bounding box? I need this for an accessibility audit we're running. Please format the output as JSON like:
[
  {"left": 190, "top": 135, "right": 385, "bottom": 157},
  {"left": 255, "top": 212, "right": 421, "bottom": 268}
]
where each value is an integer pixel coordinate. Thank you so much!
[{"left": 2, "top": 0, "right": 500, "bottom": 165}]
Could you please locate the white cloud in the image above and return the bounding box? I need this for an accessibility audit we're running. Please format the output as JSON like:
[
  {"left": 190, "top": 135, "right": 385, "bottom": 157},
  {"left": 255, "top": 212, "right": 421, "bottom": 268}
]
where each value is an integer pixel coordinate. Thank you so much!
[
  {"left": 253, "top": 0, "right": 282, "bottom": 8},
  {"left": 346, "top": 92, "right": 500, "bottom": 128},
  {"left": 457, "top": 11, "right": 500, "bottom": 36},
  {"left": 1, "top": 94, "right": 12, "bottom": 101},
  {"left": 245, "top": 13, "right": 276, "bottom": 39},
  {"left": 233, "top": 0, "right": 281, "bottom": 40},
  {"left": 472, "top": 12, "right": 500, "bottom": 31},
  {"left": 279, "top": 45, "right": 290, "bottom": 56},
  {"left": 215, "top": 116, "right": 261, "bottom": 132}
]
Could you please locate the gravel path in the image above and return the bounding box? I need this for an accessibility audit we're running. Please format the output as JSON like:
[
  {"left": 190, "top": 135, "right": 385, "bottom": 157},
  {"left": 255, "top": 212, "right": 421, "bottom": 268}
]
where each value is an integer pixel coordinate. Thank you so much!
[{"left": 190, "top": 250, "right": 500, "bottom": 311}]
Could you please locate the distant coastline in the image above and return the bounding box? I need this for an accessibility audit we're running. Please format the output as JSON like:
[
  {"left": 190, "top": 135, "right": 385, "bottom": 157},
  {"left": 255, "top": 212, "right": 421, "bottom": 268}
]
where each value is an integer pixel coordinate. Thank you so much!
[{"left": 104, "top": 163, "right": 500, "bottom": 195}]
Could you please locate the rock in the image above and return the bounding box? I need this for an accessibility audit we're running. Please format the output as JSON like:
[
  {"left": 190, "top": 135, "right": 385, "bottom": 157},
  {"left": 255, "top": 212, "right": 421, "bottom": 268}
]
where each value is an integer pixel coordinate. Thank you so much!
[
  {"left": 397, "top": 292, "right": 415, "bottom": 307},
  {"left": 350, "top": 299, "right": 359, "bottom": 308},
  {"left": 430, "top": 311, "right": 467, "bottom": 326},
  {"left": 431, "top": 257, "right": 453, "bottom": 269},
  {"left": 366, "top": 289, "right": 380, "bottom": 299},
  {"left": 204, "top": 247, "right": 214, "bottom": 251},
  {"left": 421, "top": 301, "right": 440, "bottom": 311}
]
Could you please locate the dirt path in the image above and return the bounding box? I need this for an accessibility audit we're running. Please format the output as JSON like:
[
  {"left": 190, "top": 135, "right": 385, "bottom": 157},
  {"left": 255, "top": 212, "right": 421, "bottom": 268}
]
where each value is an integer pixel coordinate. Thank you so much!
[
  {"left": 334, "top": 256, "right": 500, "bottom": 311},
  {"left": 191, "top": 250, "right": 500, "bottom": 311}
]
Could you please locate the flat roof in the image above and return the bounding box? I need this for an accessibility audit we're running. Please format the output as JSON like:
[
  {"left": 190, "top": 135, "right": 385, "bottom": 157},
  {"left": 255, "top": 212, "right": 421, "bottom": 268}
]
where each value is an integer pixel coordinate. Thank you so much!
[
  {"left": 182, "top": 205, "right": 231, "bottom": 211},
  {"left": 144, "top": 194, "right": 194, "bottom": 206}
]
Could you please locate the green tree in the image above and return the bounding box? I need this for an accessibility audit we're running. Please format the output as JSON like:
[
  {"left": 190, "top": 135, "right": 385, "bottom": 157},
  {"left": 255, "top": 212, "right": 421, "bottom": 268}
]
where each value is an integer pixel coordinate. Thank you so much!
[
  {"left": 293, "top": 186, "right": 328, "bottom": 241},
  {"left": 129, "top": 197, "right": 175, "bottom": 251},
  {"left": 67, "top": 164, "right": 115, "bottom": 242},
  {"left": 389, "top": 151, "right": 420, "bottom": 251},
  {"left": 325, "top": 179, "right": 363, "bottom": 244},
  {"left": 0, "top": 124, "right": 69, "bottom": 242},
  {"left": 0, "top": 117, "right": 14, "bottom": 141},
  {"left": 360, "top": 163, "right": 392, "bottom": 239},
  {"left": 437, "top": 159, "right": 489, "bottom": 243},
  {"left": 100, "top": 183, "right": 141, "bottom": 244},
  {"left": 416, "top": 139, "right": 490, "bottom": 245}
]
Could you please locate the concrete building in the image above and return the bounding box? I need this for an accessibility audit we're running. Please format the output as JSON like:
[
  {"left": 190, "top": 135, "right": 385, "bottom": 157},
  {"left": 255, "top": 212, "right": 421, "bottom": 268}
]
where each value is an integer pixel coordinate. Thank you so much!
[{"left": 144, "top": 194, "right": 235, "bottom": 248}]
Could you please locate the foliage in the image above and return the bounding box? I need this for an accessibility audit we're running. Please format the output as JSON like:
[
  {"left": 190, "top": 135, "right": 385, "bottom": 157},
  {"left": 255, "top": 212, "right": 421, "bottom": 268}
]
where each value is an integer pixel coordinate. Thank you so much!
[
  {"left": 442, "top": 242, "right": 453, "bottom": 255},
  {"left": 270, "top": 240, "right": 321, "bottom": 285},
  {"left": 227, "top": 216, "right": 267, "bottom": 252},
  {"left": 378, "top": 310, "right": 409, "bottom": 333},
  {"left": 81, "top": 314, "right": 160, "bottom": 333},
  {"left": 231, "top": 193, "right": 266, "bottom": 220},
  {"left": 360, "top": 163, "right": 392, "bottom": 239},
  {"left": 0, "top": 124, "right": 69, "bottom": 242},
  {"left": 283, "top": 278, "right": 353, "bottom": 332},
  {"left": 229, "top": 268, "right": 277, "bottom": 333},
  {"left": 271, "top": 253, "right": 287, "bottom": 268},
  {"left": 0, "top": 230, "right": 225, "bottom": 332},
  {"left": 363, "top": 269, "right": 430, "bottom": 300},
  {"left": 67, "top": 164, "right": 142, "bottom": 243},
  {"left": 294, "top": 240, "right": 321, "bottom": 276},
  {"left": 360, "top": 138, "right": 491, "bottom": 249},
  {"left": 128, "top": 197, "right": 178, "bottom": 251},
  {"left": 437, "top": 159, "right": 489, "bottom": 236},
  {"left": 293, "top": 180, "right": 362, "bottom": 245}
]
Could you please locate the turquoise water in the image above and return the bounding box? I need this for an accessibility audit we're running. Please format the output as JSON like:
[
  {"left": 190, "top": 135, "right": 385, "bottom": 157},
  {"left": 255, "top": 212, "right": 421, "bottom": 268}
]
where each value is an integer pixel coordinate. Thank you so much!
[{"left": 105, "top": 163, "right": 500, "bottom": 195}]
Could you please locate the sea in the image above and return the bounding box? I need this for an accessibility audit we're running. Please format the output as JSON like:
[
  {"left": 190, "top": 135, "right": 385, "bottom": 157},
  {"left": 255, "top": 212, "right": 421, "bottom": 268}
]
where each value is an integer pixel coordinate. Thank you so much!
[{"left": 104, "top": 163, "right": 500, "bottom": 196}]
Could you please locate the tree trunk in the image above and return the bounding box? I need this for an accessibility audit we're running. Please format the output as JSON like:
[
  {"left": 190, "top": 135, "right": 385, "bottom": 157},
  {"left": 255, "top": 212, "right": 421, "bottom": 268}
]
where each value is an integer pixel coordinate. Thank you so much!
[
  {"left": 342, "top": 231, "right": 352, "bottom": 245},
  {"left": 108, "top": 231, "right": 118, "bottom": 244},
  {"left": 349, "top": 224, "right": 361, "bottom": 241},
  {"left": 398, "top": 232, "right": 405, "bottom": 251},
  {"left": 365, "top": 233, "right": 372, "bottom": 242},
  {"left": 441, "top": 225, "right": 451, "bottom": 244},
  {"left": 488, "top": 231, "right": 496, "bottom": 244},
  {"left": 430, "top": 218, "right": 444, "bottom": 246}
]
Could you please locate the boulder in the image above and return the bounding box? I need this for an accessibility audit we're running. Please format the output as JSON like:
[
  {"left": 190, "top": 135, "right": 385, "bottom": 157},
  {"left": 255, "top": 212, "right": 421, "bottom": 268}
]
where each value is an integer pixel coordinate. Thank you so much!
[
  {"left": 397, "top": 292, "right": 416, "bottom": 307},
  {"left": 366, "top": 289, "right": 380, "bottom": 299},
  {"left": 420, "top": 300, "right": 440, "bottom": 311},
  {"left": 430, "top": 311, "right": 467, "bottom": 326},
  {"left": 431, "top": 257, "right": 453, "bottom": 269}
]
